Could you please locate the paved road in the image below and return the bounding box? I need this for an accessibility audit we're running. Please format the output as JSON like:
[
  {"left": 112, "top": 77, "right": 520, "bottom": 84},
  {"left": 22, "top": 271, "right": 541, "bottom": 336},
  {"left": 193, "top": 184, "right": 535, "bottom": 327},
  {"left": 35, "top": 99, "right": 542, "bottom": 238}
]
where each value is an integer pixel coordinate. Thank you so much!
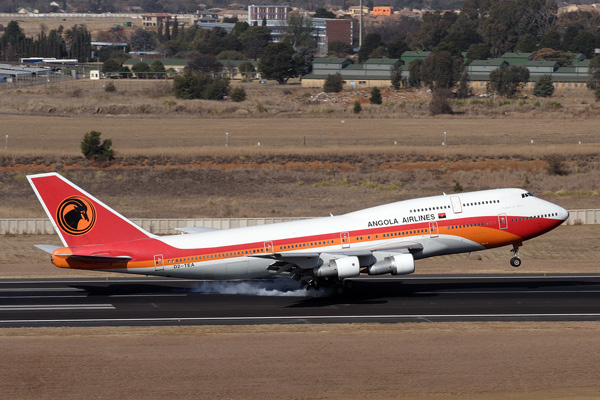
[{"left": 1, "top": 274, "right": 600, "bottom": 327}]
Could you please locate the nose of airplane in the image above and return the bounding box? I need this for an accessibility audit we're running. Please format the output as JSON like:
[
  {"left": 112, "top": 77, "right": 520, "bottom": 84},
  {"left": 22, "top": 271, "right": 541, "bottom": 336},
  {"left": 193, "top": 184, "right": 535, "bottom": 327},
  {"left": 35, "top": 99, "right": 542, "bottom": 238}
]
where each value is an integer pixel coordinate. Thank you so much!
[{"left": 555, "top": 204, "right": 569, "bottom": 222}]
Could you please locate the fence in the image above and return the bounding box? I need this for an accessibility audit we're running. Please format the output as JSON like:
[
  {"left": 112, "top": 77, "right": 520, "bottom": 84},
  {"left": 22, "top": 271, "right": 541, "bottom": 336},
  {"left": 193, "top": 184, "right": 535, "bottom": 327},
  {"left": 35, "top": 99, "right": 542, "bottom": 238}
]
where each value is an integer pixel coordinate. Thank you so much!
[{"left": 1, "top": 211, "right": 597, "bottom": 235}]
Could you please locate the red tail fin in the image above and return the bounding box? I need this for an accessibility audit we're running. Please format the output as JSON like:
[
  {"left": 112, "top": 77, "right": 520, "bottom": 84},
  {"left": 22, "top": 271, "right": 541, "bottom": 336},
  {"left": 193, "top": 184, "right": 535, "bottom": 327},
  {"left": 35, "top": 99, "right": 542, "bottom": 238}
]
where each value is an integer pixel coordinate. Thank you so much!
[{"left": 28, "top": 173, "right": 153, "bottom": 247}]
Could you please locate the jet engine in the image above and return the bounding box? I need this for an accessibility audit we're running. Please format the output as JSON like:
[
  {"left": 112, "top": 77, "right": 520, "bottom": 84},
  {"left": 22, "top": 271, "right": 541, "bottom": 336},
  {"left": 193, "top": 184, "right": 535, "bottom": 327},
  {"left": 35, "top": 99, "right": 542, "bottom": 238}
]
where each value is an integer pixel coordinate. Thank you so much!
[
  {"left": 368, "top": 253, "right": 415, "bottom": 276},
  {"left": 313, "top": 256, "right": 360, "bottom": 279}
]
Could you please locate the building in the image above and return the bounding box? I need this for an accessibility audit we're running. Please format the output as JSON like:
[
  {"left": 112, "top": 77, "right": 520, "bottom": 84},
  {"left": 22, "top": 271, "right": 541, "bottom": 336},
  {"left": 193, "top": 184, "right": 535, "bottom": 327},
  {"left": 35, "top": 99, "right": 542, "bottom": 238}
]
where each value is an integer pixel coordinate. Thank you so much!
[
  {"left": 142, "top": 13, "right": 171, "bottom": 28},
  {"left": 248, "top": 5, "right": 292, "bottom": 26},
  {"left": 347, "top": 5, "right": 369, "bottom": 15},
  {"left": 400, "top": 50, "right": 431, "bottom": 65},
  {"left": 370, "top": 6, "right": 394, "bottom": 15},
  {"left": 246, "top": 5, "right": 352, "bottom": 57},
  {"left": 301, "top": 57, "right": 402, "bottom": 88}
]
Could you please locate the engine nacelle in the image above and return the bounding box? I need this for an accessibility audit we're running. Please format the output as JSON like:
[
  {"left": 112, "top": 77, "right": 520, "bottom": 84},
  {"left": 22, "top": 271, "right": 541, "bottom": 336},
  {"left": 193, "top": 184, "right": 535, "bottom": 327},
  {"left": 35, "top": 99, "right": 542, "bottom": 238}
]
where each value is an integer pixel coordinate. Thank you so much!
[
  {"left": 314, "top": 256, "right": 360, "bottom": 279},
  {"left": 368, "top": 253, "right": 415, "bottom": 276}
]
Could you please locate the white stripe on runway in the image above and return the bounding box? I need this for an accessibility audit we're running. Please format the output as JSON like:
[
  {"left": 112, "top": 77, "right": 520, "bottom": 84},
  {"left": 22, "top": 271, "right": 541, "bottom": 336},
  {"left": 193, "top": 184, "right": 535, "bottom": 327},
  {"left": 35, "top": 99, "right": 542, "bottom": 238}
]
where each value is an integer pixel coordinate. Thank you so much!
[
  {"left": 0, "top": 304, "right": 115, "bottom": 311},
  {"left": 1, "top": 313, "right": 600, "bottom": 325}
]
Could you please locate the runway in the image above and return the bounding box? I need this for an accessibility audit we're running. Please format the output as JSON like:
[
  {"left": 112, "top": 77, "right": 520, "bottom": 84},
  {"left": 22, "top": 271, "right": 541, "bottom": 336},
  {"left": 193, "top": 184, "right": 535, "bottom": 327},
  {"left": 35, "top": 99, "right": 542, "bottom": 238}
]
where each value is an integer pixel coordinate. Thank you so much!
[{"left": 1, "top": 274, "right": 600, "bottom": 327}]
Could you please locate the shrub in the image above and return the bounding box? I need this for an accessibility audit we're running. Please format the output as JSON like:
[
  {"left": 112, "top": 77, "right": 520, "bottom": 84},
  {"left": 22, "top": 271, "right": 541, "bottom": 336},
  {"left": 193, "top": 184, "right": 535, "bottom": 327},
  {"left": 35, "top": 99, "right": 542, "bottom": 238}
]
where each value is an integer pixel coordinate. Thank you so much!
[
  {"left": 353, "top": 100, "right": 362, "bottom": 114},
  {"left": 173, "top": 70, "right": 230, "bottom": 100},
  {"left": 453, "top": 181, "right": 463, "bottom": 193},
  {"left": 81, "top": 131, "right": 114, "bottom": 162},
  {"left": 230, "top": 87, "right": 247, "bottom": 102},
  {"left": 429, "top": 90, "right": 453, "bottom": 115},
  {"left": 104, "top": 81, "right": 116, "bottom": 93},
  {"left": 544, "top": 154, "right": 568, "bottom": 175},
  {"left": 533, "top": 74, "right": 554, "bottom": 97},
  {"left": 323, "top": 73, "right": 343, "bottom": 93},
  {"left": 370, "top": 87, "right": 382, "bottom": 104}
]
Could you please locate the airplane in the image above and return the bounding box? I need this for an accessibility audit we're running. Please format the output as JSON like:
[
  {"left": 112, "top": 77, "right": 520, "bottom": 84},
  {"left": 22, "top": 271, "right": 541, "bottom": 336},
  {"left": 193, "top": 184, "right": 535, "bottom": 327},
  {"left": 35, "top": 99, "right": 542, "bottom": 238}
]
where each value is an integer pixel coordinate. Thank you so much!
[{"left": 28, "top": 172, "right": 569, "bottom": 289}]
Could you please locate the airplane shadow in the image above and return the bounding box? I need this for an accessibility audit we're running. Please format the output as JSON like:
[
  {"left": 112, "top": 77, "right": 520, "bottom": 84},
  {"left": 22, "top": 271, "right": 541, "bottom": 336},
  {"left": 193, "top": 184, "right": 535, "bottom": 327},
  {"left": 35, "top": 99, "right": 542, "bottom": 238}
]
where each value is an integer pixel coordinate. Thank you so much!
[{"left": 286, "top": 278, "right": 599, "bottom": 308}]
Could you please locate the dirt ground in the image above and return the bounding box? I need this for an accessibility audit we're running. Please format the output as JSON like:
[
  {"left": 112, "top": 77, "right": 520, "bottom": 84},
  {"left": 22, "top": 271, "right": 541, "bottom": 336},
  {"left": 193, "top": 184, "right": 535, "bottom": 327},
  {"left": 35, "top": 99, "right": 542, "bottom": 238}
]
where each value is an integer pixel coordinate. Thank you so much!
[
  {"left": 1, "top": 323, "right": 599, "bottom": 400},
  {"left": 1, "top": 73, "right": 599, "bottom": 399}
]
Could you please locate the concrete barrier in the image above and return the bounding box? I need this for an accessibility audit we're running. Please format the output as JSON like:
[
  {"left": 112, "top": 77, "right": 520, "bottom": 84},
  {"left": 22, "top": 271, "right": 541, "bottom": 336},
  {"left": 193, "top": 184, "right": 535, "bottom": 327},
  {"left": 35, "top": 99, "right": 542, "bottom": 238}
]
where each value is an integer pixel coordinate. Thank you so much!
[
  {"left": 0, "top": 217, "right": 306, "bottom": 235},
  {"left": 0, "top": 211, "right": 596, "bottom": 235}
]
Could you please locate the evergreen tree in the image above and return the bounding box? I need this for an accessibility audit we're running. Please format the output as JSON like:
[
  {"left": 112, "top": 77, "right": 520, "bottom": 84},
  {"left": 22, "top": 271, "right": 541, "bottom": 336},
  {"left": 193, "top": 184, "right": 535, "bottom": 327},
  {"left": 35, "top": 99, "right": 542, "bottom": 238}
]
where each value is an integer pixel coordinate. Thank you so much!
[
  {"left": 489, "top": 64, "right": 530, "bottom": 98},
  {"left": 81, "top": 131, "right": 114, "bottom": 162},
  {"left": 456, "top": 72, "right": 471, "bottom": 99},
  {"left": 323, "top": 73, "right": 343, "bottom": 93},
  {"left": 408, "top": 59, "right": 423, "bottom": 88},
  {"left": 390, "top": 65, "right": 403, "bottom": 90},
  {"left": 370, "top": 87, "right": 382, "bottom": 104},
  {"left": 533, "top": 74, "right": 554, "bottom": 97},
  {"left": 353, "top": 100, "right": 362, "bottom": 114},
  {"left": 171, "top": 16, "right": 179, "bottom": 40}
]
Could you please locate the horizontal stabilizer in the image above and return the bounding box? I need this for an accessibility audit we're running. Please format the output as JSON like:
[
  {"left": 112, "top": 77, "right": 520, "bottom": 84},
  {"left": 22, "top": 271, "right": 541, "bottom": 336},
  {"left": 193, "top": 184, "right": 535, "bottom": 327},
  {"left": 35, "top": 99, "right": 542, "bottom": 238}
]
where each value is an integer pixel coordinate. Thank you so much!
[
  {"left": 55, "top": 254, "right": 132, "bottom": 263},
  {"left": 175, "top": 227, "right": 221, "bottom": 234},
  {"left": 34, "top": 244, "right": 61, "bottom": 254}
]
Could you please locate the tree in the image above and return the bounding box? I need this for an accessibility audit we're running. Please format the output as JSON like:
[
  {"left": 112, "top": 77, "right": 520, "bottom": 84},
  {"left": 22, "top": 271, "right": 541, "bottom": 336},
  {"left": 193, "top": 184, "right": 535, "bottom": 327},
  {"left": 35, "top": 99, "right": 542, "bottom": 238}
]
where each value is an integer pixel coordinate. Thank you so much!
[
  {"left": 130, "top": 28, "right": 157, "bottom": 52},
  {"left": 230, "top": 87, "right": 246, "bottom": 102},
  {"left": 131, "top": 62, "right": 150, "bottom": 78},
  {"left": 515, "top": 33, "right": 537, "bottom": 53},
  {"left": 489, "top": 65, "right": 530, "bottom": 98},
  {"left": 315, "top": 7, "right": 336, "bottom": 18},
  {"left": 387, "top": 40, "right": 409, "bottom": 58},
  {"left": 323, "top": 73, "right": 344, "bottom": 93},
  {"left": 240, "top": 26, "right": 272, "bottom": 60},
  {"left": 328, "top": 41, "right": 353, "bottom": 57},
  {"left": 533, "top": 48, "right": 572, "bottom": 67},
  {"left": 188, "top": 54, "right": 222, "bottom": 73},
  {"left": 173, "top": 69, "right": 230, "bottom": 100},
  {"left": 238, "top": 61, "right": 256, "bottom": 77},
  {"left": 587, "top": 55, "right": 600, "bottom": 100},
  {"left": 421, "top": 51, "right": 462, "bottom": 89},
  {"left": 538, "top": 29, "right": 561, "bottom": 50},
  {"left": 571, "top": 30, "right": 596, "bottom": 58},
  {"left": 258, "top": 42, "right": 301, "bottom": 84},
  {"left": 429, "top": 89, "right": 453, "bottom": 115},
  {"left": 150, "top": 60, "right": 166, "bottom": 73},
  {"left": 353, "top": 100, "right": 362, "bottom": 114},
  {"left": 533, "top": 74, "right": 554, "bottom": 97},
  {"left": 408, "top": 59, "right": 423, "bottom": 88},
  {"left": 466, "top": 43, "right": 491, "bottom": 64},
  {"left": 81, "top": 131, "right": 114, "bottom": 162},
  {"left": 456, "top": 72, "right": 471, "bottom": 99},
  {"left": 390, "top": 65, "right": 403, "bottom": 90},
  {"left": 370, "top": 87, "right": 382, "bottom": 104},
  {"left": 357, "top": 33, "right": 383, "bottom": 63},
  {"left": 284, "top": 12, "right": 315, "bottom": 49}
]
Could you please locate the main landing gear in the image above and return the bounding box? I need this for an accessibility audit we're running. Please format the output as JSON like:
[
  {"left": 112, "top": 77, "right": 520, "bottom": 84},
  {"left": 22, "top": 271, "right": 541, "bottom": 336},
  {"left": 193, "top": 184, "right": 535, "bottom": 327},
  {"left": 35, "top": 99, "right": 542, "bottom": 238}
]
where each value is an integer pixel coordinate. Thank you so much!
[{"left": 510, "top": 243, "right": 522, "bottom": 267}]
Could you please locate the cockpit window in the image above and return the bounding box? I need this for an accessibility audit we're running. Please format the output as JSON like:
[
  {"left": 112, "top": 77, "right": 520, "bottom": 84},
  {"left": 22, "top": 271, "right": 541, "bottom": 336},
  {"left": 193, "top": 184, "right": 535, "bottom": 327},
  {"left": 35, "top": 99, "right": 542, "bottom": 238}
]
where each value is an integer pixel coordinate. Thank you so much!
[{"left": 521, "top": 192, "right": 535, "bottom": 198}]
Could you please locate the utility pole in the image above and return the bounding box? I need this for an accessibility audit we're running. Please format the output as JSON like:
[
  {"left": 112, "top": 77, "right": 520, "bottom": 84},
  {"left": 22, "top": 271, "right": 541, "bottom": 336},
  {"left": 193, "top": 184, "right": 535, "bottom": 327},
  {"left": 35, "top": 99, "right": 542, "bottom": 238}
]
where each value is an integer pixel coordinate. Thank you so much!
[{"left": 359, "top": 0, "right": 363, "bottom": 47}]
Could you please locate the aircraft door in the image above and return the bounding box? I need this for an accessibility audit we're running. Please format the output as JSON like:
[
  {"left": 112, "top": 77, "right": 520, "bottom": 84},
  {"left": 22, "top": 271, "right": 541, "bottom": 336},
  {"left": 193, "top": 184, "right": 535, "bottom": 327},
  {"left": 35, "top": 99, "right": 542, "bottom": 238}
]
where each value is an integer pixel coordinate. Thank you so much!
[
  {"left": 264, "top": 241, "right": 274, "bottom": 254},
  {"left": 429, "top": 222, "right": 439, "bottom": 238},
  {"left": 450, "top": 196, "right": 462, "bottom": 214},
  {"left": 340, "top": 232, "right": 350, "bottom": 248},
  {"left": 498, "top": 214, "right": 508, "bottom": 230},
  {"left": 154, "top": 254, "right": 164, "bottom": 271}
]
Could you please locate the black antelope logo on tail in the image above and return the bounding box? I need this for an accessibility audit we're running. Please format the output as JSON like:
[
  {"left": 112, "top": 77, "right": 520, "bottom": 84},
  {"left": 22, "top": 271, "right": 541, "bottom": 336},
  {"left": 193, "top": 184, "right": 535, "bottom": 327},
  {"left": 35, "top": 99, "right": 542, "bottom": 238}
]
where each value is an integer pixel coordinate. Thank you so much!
[{"left": 56, "top": 196, "right": 96, "bottom": 235}]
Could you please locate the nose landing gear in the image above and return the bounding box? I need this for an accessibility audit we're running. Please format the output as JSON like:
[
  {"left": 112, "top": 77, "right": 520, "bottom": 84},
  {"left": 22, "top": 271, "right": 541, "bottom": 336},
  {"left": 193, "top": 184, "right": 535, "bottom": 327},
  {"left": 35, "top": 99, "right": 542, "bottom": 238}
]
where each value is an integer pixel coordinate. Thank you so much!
[{"left": 510, "top": 243, "right": 522, "bottom": 267}]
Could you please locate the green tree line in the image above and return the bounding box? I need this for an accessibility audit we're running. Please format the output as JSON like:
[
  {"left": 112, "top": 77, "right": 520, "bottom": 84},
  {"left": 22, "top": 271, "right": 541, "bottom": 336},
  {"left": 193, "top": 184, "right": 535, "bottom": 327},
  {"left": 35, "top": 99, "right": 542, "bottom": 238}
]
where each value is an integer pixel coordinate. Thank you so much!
[{"left": 0, "top": 21, "right": 92, "bottom": 62}]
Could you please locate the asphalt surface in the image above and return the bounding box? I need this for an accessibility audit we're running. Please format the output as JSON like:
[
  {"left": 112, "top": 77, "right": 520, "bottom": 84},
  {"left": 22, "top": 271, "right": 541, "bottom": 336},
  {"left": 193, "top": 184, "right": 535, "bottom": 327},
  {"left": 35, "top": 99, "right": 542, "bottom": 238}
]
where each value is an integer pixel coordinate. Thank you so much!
[{"left": 1, "top": 274, "right": 600, "bottom": 327}]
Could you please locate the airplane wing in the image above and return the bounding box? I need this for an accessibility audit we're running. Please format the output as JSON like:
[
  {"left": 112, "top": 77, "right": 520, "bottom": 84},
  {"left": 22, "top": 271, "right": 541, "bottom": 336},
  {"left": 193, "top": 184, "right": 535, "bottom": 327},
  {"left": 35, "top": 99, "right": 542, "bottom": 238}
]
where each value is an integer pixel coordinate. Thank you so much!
[{"left": 253, "top": 242, "right": 424, "bottom": 274}]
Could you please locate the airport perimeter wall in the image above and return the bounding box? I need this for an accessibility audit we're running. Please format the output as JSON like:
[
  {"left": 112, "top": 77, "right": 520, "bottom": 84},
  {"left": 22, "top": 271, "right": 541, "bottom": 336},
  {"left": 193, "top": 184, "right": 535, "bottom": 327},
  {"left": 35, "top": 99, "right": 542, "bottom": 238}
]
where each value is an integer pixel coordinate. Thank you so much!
[{"left": 1, "top": 210, "right": 598, "bottom": 235}]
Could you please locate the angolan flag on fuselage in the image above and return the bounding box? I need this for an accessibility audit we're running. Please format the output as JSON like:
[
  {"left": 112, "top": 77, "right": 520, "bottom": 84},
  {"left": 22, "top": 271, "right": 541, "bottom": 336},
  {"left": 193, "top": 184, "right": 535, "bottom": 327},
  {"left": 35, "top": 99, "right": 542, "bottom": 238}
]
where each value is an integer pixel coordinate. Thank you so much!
[{"left": 438, "top": 213, "right": 446, "bottom": 219}]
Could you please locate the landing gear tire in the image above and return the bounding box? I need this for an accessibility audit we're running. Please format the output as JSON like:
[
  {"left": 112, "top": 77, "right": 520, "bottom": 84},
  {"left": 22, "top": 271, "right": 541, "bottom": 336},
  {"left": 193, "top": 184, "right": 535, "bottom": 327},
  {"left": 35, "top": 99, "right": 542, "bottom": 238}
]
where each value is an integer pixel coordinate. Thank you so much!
[{"left": 510, "top": 257, "right": 521, "bottom": 268}]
